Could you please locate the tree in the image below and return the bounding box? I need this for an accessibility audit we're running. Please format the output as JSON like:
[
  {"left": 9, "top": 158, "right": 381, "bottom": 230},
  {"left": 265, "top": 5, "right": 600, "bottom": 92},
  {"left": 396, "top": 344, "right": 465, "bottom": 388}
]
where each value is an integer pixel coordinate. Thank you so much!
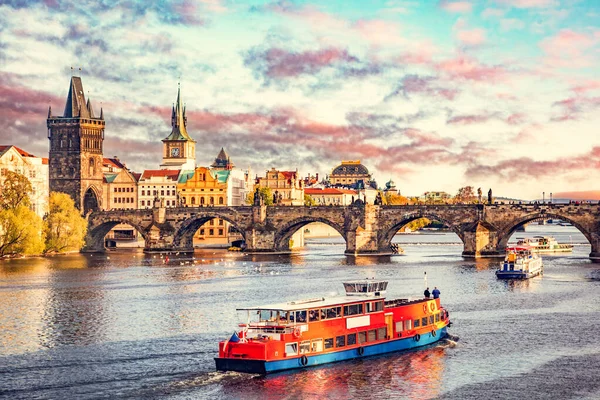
[
  {"left": 44, "top": 192, "right": 88, "bottom": 254},
  {"left": 304, "top": 194, "right": 316, "bottom": 206},
  {"left": 0, "top": 205, "right": 44, "bottom": 256},
  {"left": 0, "top": 171, "right": 32, "bottom": 210},
  {"left": 245, "top": 187, "right": 274, "bottom": 206},
  {"left": 384, "top": 193, "right": 410, "bottom": 205},
  {"left": 454, "top": 186, "right": 476, "bottom": 204}
]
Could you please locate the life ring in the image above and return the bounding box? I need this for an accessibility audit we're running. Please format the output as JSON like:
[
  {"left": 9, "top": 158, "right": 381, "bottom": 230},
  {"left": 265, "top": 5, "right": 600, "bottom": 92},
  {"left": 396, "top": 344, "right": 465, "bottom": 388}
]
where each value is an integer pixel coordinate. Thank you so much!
[
  {"left": 300, "top": 355, "right": 308, "bottom": 366},
  {"left": 293, "top": 327, "right": 302, "bottom": 338},
  {"left": 414, "top": 334, "right": 421, "bottom": 342},
  {"left": 422, "top": 304, "right": 428, "bottom": 313},
  {"left": 357, "top": 346, "right": 364, "bottom": 356},
  {"left": 430, "top": 302, "right": 435, "bottom": 312},
  {"left": 431, "top": 330, "right": 437, "bottom": 337}
]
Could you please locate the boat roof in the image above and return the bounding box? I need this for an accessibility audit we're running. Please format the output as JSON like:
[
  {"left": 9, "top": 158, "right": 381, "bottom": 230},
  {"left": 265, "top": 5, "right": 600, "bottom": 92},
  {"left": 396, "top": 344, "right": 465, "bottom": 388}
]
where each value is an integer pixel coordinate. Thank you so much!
[{"left": 236, "top": 294, "right": 386, "bottom": 312}]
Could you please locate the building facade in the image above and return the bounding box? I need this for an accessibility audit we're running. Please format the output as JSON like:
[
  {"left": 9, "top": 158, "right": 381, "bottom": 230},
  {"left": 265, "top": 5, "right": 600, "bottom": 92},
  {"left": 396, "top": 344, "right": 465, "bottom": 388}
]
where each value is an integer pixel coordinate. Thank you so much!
[
  {"left": 0, "top": 145, "right": 49, "bottom": 218},
  {"left": 47, "top": 76, "right": 105, "bottom": 213},
  {"left": 305, "top": 188, "right": 357, "bottom": 206},
  {"left": 328, "top": 160, "right": 377, "bottom": 190},
  {"left": 255, "top": 168, "right": 304, "bottom": 206},
  {"left": 160, "top": 85, "right": 196, "bottom": 171},
  {"left": 138, "top": 170, "right": 180, "bottom": 209}
]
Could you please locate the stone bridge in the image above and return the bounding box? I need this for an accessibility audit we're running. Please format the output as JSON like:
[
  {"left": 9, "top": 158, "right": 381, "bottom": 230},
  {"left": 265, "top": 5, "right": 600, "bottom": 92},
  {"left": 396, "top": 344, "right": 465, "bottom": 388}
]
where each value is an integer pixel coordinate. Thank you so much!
[{"left": 84, "top": 203, "right": 600, "bottom": 259}]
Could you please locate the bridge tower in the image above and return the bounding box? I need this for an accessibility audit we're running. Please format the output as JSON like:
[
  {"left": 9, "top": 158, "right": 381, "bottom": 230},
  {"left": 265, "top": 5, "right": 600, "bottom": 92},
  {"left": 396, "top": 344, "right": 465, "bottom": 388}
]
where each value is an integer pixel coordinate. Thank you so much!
[
  {"left": 47, "top": 76, "right": 105, "bottom": 213},
  {"left": 160, "top": 84, "right": 196, "bottom": 170}
]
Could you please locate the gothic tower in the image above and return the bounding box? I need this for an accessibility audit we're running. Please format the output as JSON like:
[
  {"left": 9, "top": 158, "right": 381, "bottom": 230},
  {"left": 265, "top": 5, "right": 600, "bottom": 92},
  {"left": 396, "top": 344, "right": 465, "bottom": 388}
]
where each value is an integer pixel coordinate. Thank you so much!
[
  {"left": 47, "top": 76, "right": 105, "bottom": 213},
  {"left": 160, "top": 84, "right": 196, "bottom": 170}
]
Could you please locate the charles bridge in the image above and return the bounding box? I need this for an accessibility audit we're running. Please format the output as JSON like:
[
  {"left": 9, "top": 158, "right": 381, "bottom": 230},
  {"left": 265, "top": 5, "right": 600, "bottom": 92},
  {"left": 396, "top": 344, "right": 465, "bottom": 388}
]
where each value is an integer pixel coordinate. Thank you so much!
[{"left": 85, "top": 202, "right": 600, "bottom": 259}]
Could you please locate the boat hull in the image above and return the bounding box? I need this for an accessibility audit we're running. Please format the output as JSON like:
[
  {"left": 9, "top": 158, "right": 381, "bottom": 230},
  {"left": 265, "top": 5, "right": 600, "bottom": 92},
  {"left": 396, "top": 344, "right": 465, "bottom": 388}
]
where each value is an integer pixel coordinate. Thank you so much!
[
  {"left": 495, "top": 270, "right": 542, "bottom": 279},
  {"left": 215, "top": 326, "right": 448, "bottom": 374}
]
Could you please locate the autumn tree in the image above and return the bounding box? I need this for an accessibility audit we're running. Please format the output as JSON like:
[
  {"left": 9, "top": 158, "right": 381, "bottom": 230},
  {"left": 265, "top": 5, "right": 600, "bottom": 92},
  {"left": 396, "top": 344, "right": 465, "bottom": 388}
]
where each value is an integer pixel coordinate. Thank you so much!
[
  {"left": 0, "top": 171, "right": 32, "bottom": 210},
  {"left": 44, "top": 192, "right": 88, "bottom": 254},
  {"left": 304, "top": 194, "right": 316, "bottom": 206},
  {"left": 454, "top": 186, "right": 476, "bottom": 204},
  {"left": 384, "top": 193, "right": 410, "bottom": 205}
]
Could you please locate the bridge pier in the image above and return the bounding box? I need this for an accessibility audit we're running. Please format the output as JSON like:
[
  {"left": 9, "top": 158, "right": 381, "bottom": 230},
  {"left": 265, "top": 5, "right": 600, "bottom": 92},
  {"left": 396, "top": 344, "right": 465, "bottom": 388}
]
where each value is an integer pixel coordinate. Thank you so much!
[
  {"left": 589, "top": 233, "right": 600, "bottom": 260},
  {"left": 462, "top": 221, "right": 504, "bottom": 258}
]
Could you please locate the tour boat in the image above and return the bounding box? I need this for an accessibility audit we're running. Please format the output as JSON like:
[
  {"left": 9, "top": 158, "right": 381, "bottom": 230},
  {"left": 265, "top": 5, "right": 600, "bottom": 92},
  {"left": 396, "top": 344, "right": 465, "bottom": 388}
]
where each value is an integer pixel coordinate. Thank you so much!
[
  {"left": 215, "top": 280, "right": 451, "bottom": 374},
  {"left": 515, "top": 236, "right": 573, "bottom": 253},
  {"left": 496, "top": 246, "right": 543, "bottom": 279}
]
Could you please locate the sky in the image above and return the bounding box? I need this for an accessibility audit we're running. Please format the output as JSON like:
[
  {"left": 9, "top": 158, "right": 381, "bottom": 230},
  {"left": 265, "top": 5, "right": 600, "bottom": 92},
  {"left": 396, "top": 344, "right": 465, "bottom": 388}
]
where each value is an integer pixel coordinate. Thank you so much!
[{"left": 0, "top": 0, "right": 599, "bottom": 200}]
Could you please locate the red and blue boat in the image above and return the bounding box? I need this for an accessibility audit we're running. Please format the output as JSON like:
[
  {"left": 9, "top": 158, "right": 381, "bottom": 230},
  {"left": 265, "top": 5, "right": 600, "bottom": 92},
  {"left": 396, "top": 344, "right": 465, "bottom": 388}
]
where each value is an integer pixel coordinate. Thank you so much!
[{"left": 215, "top": 279, "right": 451, "bottom": 374}]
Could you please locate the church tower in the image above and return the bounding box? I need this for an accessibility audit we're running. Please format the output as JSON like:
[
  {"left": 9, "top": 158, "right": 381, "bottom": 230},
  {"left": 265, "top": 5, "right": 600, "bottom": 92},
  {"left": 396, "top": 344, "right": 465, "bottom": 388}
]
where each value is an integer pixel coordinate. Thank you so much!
[
  {"left": 160, "top": 85, "right": 196, "bottom": 170},
  {"left": 47, "top": 76, "right": 105, "bottom": 213}
]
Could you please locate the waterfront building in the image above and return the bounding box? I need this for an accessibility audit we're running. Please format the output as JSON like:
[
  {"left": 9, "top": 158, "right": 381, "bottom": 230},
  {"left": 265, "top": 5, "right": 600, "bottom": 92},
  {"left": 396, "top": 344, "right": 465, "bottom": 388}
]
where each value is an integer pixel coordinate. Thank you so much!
[
  {"left": 304, "top": 187, "right": 357, "bottom": 206},
  {"left": 102, "top": 167, "right": 139, "bottom": 210},
  {"left": 420, "top": 191, "right": 452, "bottom": 203},
  {"left": 160, "top": 85, "right": 196, "bottom": 171},
  {"left": 0, "top": 145, "right": 49, "bottom": 218},
  {"left": 255, "top": 168, "right": 304, "bottom": 206},
  {"left": 47, "top": 76, "right": 105, "bottom": 213},
  {"left": 329, "top": 160, "right": 375, "bottom": 189},
  {"left": 138, "top": 170, "right": 180, "bottom": 209}
]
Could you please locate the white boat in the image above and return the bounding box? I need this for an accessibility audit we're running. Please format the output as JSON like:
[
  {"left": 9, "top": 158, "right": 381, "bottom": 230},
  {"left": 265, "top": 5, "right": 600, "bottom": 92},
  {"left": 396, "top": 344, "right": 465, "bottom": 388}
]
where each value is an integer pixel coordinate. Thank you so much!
[
  {"left": 515, "top": 236, "right": 573, "bottom": 253},
  {"left": 496, "top": 246, "right": 543, "bottom": 279}
]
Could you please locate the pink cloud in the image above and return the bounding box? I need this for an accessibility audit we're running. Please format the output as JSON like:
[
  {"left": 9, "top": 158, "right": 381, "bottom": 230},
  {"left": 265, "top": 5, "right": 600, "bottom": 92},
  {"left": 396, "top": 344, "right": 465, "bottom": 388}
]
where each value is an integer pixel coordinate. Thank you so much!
[
  {"left": 571, "top": 80, "right": 600, "bottom": 94},
  {"left": 540, "top": 29, "right": 599, "bottom": 68},
  {"left": 510, "top": 123, "right": 542, "bottom": 144},
  {"left": 456, "top": 28, "right": 486, "bottom": 46},
  {"left": 506, "top": 113, "right": 526, "bottom": 125},
  {"left": 439, "top": 1, "right": 473, "bottom": 13},
  {"left": 436, "top": 55, "right": 507, "bottom": 82},
  {"left": 551, "top": 96, "right": 600, "bottom": 122},
  {"left": 494, "top": 0, "right": 557, "bottom": 8},
  {"left": 447, "top": 114, "right": 492, "bottom": 125},
  {"left": 388, "top": 74, "right": 459, "bottom": 101}
]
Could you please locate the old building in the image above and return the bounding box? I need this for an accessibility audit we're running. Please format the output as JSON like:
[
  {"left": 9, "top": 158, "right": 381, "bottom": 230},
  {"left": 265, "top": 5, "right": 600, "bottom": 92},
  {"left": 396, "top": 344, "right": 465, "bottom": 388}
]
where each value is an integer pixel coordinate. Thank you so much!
[
  {"left": 138, "top": 170, "right": 180, "bottom": 209},
  {"left": 420, "top": 191, "right": 452, "bottom": 203},
  {"left": 305, "top": 187, "right": 357, "bottom": 206},
  {"left": 47, "top": 76, "right": 105, "bottom": 213},
  {"left": 0, "top": 145, "right": 49, "bottom": 218},
  {"left": 102, "top": 159, "right": 139, "bottom": 210},
  {"left": 328, "top": 160, "right": 376, "bottom": 189},
  {"left": 255, "top": 168, "right": 304, "bottom": 206},
  {"left": 160, "top": 85, "right": 196, "bottom": 171}
]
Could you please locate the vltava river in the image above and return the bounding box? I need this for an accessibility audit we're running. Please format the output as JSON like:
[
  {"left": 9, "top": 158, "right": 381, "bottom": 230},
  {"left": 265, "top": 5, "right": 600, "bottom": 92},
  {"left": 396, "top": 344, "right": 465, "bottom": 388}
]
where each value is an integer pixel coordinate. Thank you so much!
[{"left": 1, "top": 225, "right": 599, "bottom": 399}]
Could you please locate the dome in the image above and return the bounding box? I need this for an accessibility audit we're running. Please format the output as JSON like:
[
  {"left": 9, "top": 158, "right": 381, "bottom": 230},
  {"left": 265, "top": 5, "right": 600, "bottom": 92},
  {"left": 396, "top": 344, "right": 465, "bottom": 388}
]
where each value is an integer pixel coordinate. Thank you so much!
[
  {"left": 331, "top": 162, "right": 370, "bottom": 176},
  {"left": 385, "top": 179, "right": 395, "bottom": 189}
]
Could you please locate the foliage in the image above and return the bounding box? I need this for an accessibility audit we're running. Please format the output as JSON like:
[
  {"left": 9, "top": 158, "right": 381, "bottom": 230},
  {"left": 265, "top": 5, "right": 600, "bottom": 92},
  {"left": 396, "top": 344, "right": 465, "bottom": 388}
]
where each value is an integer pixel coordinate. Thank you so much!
[
  {"left": 0, "top": 205, "right": 44, "bottom": 256},
  {"left": 246, "top": 187, "right": 274, "bottom": 206},
  {"left": 384, "top": 193, "right": 410, "bottom": 205},
  {"left": 0, "top": 171, "right": 32, "bottom": 210},
  {"left": 454, "top": 186, "right": 476, "bottom": 204},
  {"left": 44, "top": 192, "right": 88, "bottom": 254},
  {"left": 304, "top": 194, "right": 316, "bottom": 206},
  {"left": 405, "top": 218, "right": 431, "bottom": 232}
]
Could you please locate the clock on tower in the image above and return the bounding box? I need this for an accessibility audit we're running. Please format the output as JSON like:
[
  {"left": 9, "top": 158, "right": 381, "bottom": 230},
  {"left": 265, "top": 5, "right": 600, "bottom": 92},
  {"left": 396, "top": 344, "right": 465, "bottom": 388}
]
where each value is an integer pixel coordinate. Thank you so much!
[{"left": 171, "top": 147, "right": 180, "bottom": 157}]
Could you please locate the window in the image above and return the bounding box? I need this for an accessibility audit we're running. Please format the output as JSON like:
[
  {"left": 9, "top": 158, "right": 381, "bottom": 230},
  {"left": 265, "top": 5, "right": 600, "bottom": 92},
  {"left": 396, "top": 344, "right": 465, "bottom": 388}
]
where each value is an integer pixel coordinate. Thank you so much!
[
  {"left": 367, "top": 330, "right": 376, "bottom": 342},
  {"left": 429, "top": 315, "right": 434, "bottom": 325},
  {"left": 358, "top": 332, "right": 367, "bottom": 344},
  {"left": 285, "top": 343, "right": 298, "bottom": 356},
  {"left": 421, "top": 317, "right": 428, "bottom": 327},
  {"left": 299, "top": 341, "right": 310, "bottom": 354},
  {"left": 405, "top": 319, "right": 412, "bottom": 330},
  {"left": 414, "top": 319, "right": 420, "bottom": 328},
  {"left": 347, "top": 333, "right": 357, "bottom": 346},
  {"left": 210, "top": 197, "right": 214, "bottom": 205},
  {"left": 141, "top": 190, "right": 145, "bottom": 196},
  {"left": 343, "top": 303, "right": 363, "bottom": 316},
  {"left": 219, "top": 197, "right": 224, "bottom": 205},
  {"left": 435, "top": 313, "right": 440, "bottom": 323},
  {"left": 309, "top": 310, "right": 319, "bottom": 322},
  {"left": 367, "top": 301, "right": 384, "bottom": 313},
  {"left": 114, "top": 188, "right": 117, "bottom": 192},
  {"left": 320, "top": 307, "right": 341, "bottom": 320},
  {"left": 377, "top": 327, "right": 387, "bottom": 340},
  {"left": 336, "top": 335, "right": 346, "bottom": 348},
  {"left": 311, "top": 339, "right": 323, "bottom": 352},
  {"left": 209, "top": 229, "right": 214, "bottom": 235},
  {"left": 191, "top": 197, "right": 196, "bottom": 205},
  {"left": 161, "top": 190, "right": 164, "bottom": 196},
  {"left": 218, "top": 229, "right": 223, "bottom": 235},
  {"left": 219, "top": 220, "right": 224, "bottom": 225},
  {"left": 141, "top": 200, "right": 145, "bottom": 206},
  {"left": 200, "top": 229, "right": 205, "bottom": 235},
  {"left": 324, "top": 338, "right": 334, "bottom": 349}
]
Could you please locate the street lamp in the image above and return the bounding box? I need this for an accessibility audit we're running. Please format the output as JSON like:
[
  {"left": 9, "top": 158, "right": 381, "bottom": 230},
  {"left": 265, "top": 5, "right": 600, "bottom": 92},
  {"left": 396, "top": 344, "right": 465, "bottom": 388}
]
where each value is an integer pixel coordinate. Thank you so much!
[
  {"left": 543, "top": 191, "right": 545, "bottom": 203},
  {"left": 550, "top": 192, "right": 553, "bottom": 203}
]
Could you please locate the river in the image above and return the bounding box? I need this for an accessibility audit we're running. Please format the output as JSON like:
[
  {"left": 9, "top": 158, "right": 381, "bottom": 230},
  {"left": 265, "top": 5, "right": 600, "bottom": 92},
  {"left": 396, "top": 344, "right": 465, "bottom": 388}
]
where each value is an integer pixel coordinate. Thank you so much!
[{"left": 1, "top": 224, "right": 599, "bottom": 399}]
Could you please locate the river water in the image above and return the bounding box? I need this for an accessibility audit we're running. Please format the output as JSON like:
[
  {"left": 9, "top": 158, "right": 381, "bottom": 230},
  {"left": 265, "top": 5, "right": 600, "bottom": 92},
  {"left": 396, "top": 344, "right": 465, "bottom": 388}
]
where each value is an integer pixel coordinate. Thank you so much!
[{"left": 1, "top": 224, "right": 600, "bottom": 399}]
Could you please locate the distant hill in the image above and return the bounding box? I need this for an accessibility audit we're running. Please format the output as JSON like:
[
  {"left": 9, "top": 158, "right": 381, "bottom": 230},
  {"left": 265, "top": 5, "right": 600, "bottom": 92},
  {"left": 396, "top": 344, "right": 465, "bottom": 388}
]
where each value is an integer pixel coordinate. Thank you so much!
[{"left": 552, "top": 191, "right": 600, "bottom": 201}]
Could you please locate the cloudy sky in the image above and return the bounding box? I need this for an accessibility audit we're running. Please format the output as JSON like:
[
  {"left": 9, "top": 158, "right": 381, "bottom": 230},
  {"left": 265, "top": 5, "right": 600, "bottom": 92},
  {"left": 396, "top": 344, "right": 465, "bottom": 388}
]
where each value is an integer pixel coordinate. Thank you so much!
[{"left": 1, "top": 0, "right": 599, "bottom": 199}]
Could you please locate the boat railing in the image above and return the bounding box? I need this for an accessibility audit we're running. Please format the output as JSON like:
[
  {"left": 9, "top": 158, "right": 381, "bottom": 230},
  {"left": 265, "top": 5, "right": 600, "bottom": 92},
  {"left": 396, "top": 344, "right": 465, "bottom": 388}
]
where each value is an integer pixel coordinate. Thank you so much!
[
  {"left": 384, "top": 298, "right": 412, "bottom": 307},
  {"left": 241, "top": 324, "right": 294, "bottom": 334}
]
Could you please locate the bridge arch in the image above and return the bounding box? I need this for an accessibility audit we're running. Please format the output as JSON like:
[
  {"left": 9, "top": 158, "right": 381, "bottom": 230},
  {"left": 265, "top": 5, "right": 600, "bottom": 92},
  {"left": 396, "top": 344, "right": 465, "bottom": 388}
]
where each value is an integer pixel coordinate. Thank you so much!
[
  {"left": 379, "top": 212, "right": 466, "bottom": 250},
  {"left": 86, "top": 218, "right": 150, "bottom": 252},
  {"left": 172, "top": 213, "right": 246, "bottom": 250},
  {"left": 497, "top": 212, "right": 592, "bottom": 250},
  {"left": 274, "top": 216, "right": 346, "bottom": 252}
]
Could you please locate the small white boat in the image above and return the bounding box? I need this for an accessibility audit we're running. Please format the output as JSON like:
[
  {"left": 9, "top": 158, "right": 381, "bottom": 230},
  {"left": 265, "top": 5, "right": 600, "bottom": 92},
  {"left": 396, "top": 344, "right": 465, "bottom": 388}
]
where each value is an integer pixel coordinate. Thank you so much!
[
  {"left": 496, "top": 246, "right": 543, "bottom": 279},
  {"left": 516, "top": 236, "right": 573, "bottom": 253}
]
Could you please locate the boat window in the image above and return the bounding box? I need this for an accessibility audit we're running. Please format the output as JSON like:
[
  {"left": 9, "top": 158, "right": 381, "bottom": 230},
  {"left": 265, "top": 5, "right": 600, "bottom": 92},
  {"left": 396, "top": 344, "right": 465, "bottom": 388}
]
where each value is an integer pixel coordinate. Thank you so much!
[
  {"left": 336, "top": 335, "right": 346, "bottom": 347},
  {"left": 435, "top": 313, "right": 440, "bottom": 322},
  {"left": 347, "top": 333, "right": 357, "bottom": 346},
  {"left": 294, "top": 310, "right": 307, "bottom": 323},
  {"left": 259, "top": 310, "right": 280, "bottom": 322},
  {"left": 367, "top": 301, "right": 384, "bottom": 313},
  {"left": 309, "top": 309, "right": 319, "bottom": 322},
  {"left": 414, "top": 319, "right": 420, "bottom": 328},
  {"left": 299, "top": 340, "right": 310, "bottom": 354},
  {"left": 429, "top": 315, "right": 434, "bottom": 325},
  {"left": 343, "top": 303, "right": 363, "bottom": 316},
  {"left": 285, "top": 343, "right": 298, "bottom": 356},
  {"left": 377, "top": 327, "right": 387, "bottom": 340},
  {"left": 320, "top": 306, "right": 342, "bottom": 320},
  {"left": 358, "top": 331, "right": 367, "bottom": 344},
  {"left": 405, "top": 320, "right": 412, "bottom": 330},
  {"left": 368, "top": 329, "right": 377, "bottom": 342},
  {"left": 311, "top": 339, "right": 323, "bottom": 352},
  {"left": 421, "top": 317, "right": 428, "bottom": 326},
  {"left": 324, "top": 338, "right": 334, "bottom": 349},
  {"left": 395, "top": 321, "right": 403, "bottom": 332}
]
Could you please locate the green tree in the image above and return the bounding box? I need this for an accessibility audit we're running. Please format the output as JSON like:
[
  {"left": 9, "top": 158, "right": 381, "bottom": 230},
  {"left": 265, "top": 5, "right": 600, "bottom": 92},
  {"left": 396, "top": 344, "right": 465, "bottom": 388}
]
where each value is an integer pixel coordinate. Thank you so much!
[
  {"left": 304, "top": 194, "right": 316, "bottom": 206},
  {"left": 44, "top": 192, "right": 88, "bottom": 254},
  {"left": 245, "top": 187, "right": 274, "bottom": 206},
  {"left": 0, "top": 205, "right": 44, "bottom": 256},
  {"left": 0, "top": 171, "right": 32, "bottom": 210},
  {"left": 405, "top": 217, "right": 431, "bottom": 232}
]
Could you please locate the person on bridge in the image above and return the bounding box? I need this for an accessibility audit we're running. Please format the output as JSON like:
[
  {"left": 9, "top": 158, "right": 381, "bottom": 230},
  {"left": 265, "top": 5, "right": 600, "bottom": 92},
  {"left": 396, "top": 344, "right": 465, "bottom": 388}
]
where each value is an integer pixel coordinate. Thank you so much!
[
  {"left": 424, "top": 287, "right": 431, "bottom": 298},
  {"left": 432, "top": 287, "right": 440, "bottom": 299}
]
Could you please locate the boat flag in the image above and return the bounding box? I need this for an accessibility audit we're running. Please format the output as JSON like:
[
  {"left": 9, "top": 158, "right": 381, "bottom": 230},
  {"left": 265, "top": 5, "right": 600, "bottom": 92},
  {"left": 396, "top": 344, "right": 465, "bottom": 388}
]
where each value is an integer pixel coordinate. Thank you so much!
[{"left": 229, "top": 331, "right": 240, "bottom": 343}]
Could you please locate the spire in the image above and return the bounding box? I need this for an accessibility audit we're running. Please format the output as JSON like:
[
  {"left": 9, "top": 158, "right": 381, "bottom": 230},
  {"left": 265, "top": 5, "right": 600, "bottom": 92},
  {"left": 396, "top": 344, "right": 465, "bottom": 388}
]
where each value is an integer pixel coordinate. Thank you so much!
[
  {"left": 163, "top": 84, "right": 195, "bottom": 142},
  {"left": 86, "top": 98, "right": 95, "bottom": 118},
  {"left": 63, "top": 76, "right": 91, "bottom": 119},
  {"left": 48, "top": 105, "right": 52, "bottom": 118},
  {"left": 211, "top": 147, "right": 235, "bottom": 170},
  {"left": 100, "top": 107, "right": 104, "bottom": 120}
]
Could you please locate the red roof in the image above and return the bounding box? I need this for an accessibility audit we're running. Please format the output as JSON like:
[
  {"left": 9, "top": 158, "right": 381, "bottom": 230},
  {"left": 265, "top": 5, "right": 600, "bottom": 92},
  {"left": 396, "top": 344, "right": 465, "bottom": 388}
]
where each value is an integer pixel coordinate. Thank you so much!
[
  {"left": 305, "top": 188, "right": 356, "bottom": 195},
  {"left": 132, "top": 172, "right": 142, "bottom": 182},
  {"left": 103, "top": 157, "right": 125, "bottom": 169},
  {"left": 140, "top": 169, "right": 180, "bottom": 180},
  {"left": 0, "top": 145, "right": 37, "bottom": 158},
  {"left": 281, "top": 171, "right": 297, "bottom": 180}
]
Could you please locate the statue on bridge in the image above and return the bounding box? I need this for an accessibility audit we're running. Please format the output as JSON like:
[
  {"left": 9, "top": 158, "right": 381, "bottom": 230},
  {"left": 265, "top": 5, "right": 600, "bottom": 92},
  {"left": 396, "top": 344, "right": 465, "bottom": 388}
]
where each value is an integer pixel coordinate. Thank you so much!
[
  {"left": 253, "top": 187, "right": 264, "bottom": 206},
  {"left": 374, "top": 192, "right": 383, "bottom": 205},
  {"left": 477, "top": 187, "right": 482, "bottom": 204},
  {"left": 488, "top": 189, "right": 492, "bottom": 204}
]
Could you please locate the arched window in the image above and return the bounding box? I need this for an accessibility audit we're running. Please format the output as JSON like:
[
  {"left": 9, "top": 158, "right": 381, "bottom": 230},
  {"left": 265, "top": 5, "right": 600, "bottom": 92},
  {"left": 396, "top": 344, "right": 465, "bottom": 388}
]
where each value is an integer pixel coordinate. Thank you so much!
[
  {"left": 200, "top": 197, "right": 205, "bottom": 205},
  {"left": 191, "top": 197, "right": 196, "bottom": 205},
  {"left": 219, "top": 197, "right": 224, "bottom": 205},
  {"left": 210, "top": 197, "right": 214, "bottom": 205},
  {"left": 88, "top": 158, "right": 95, "bottom": 176}
]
